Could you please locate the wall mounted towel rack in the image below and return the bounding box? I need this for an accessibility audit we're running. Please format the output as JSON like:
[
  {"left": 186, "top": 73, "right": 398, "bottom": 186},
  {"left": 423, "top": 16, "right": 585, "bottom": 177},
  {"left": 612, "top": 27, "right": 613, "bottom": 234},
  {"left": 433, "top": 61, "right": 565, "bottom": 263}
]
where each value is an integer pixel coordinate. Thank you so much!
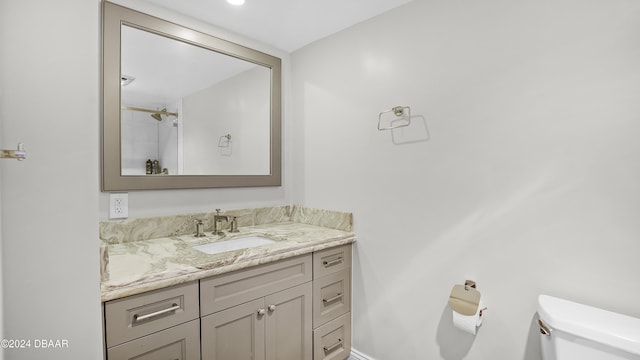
[
  {"left": 378, "top": 106, "right": 411, "bottom": 131},
  {"left": 218, "top": 134, "right": 232, "bottom": 147},
  {"left": 0, "top": 143, "right": 26, "bottom": 161}
]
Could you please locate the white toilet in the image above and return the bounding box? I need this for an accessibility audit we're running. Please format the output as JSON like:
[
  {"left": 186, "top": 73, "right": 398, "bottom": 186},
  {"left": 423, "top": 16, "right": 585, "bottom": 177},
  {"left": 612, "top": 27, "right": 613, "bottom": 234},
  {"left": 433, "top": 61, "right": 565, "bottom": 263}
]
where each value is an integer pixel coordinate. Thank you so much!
[{"left": 537, "top": 295, "right": 640, "bottom": 360}]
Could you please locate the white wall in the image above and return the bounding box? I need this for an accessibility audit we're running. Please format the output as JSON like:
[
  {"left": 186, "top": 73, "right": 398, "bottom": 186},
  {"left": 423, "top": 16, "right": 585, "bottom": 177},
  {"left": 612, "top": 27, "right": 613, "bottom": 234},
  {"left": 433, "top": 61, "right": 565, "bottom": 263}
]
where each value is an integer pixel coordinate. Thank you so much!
[
  {"left": 121, "top": 110, "right": 160, "bottom": 174},
  {"left": 0, "top": 1, "right": 290, "bottom": 359},
  {"left": 0, "top": 0, "right": 103, "bottom": 359},
  {"left": 291, "top": 0, "right": 640, "bottom": 359},
  {"left": 0, "top": 157, "right": 3, "bottom": 355},
  {"left": 158, "top": 101, "right": 179, "bottom": 175},
  {"left": 4, "top": 0, "right": 638, "bottom": 359},
  {"left": 183, "top": 66, "right": 271, "bottom": 175},
  {"left": 0, "top": 0, "right": 4, "bottom": 345},
  {"left": 99, "top": 0, "right": 292, "bottom": 221}
]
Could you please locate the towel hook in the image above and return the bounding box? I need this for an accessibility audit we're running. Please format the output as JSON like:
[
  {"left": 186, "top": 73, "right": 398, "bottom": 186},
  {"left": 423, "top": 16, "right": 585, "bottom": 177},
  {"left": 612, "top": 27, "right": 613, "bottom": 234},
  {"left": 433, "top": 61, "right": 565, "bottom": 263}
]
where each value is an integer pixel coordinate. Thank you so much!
[
  {"left": 0, "top": 143, "right": 27, "bottom": 161},
  {"left": 218, "top": 134, "right": 232, "bottom": 147}
]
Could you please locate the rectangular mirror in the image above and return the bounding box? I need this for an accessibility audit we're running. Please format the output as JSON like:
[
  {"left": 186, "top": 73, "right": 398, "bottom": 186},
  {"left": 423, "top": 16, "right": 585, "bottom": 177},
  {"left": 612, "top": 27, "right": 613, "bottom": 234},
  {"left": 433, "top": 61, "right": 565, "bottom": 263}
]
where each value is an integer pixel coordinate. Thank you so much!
[{"left": 102, "top": 2, "right": 281, "bottom": 190}]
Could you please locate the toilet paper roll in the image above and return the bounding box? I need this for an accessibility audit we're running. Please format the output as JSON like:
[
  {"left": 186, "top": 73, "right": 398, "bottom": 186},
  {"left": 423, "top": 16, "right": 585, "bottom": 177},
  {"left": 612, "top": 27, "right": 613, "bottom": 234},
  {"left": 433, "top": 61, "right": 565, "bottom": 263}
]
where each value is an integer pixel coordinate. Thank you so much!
[{"left": 452, "top": 300, "right": 485, "bottom": 335}]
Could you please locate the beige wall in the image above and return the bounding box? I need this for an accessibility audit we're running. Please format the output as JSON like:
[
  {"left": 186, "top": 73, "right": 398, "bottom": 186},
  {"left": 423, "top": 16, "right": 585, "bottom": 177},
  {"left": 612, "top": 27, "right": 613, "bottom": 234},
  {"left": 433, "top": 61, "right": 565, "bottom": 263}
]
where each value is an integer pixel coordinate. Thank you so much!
[{"left": 291, "top": 0, "right": 640, "bottom": 358}]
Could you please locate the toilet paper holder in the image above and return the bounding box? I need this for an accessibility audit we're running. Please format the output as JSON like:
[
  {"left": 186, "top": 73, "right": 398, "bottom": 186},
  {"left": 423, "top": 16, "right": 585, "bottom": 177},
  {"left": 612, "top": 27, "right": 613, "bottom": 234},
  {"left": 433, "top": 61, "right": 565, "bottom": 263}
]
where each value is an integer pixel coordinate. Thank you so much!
[{"left": 449, "top": 280, "right": 486, "bottom": 316}]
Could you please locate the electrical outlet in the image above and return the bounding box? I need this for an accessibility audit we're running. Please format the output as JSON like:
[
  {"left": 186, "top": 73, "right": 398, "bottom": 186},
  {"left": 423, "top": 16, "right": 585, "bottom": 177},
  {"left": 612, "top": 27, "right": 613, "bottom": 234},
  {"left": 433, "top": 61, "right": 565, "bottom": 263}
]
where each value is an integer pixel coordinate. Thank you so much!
[{"left": 109, "top": 193, "right": 129, "bottom": 219}]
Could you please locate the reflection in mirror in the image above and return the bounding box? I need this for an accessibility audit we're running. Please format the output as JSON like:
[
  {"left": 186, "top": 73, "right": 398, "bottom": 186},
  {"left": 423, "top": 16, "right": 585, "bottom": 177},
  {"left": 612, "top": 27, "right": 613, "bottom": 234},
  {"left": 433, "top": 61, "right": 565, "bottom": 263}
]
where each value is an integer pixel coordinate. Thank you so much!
[
  {"left": 102, "top": 2, "right": 281, "bottom": 190},
  {"left": 120, "top": 25, "right": 271, "bottom": 176}
]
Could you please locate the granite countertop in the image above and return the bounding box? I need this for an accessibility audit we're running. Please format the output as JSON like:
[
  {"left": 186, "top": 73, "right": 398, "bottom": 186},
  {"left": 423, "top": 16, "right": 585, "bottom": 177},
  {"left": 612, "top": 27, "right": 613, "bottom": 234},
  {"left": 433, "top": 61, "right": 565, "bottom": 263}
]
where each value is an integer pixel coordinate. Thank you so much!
[{"left": 101, "top": 220, "right": 355, "bottom": 302}]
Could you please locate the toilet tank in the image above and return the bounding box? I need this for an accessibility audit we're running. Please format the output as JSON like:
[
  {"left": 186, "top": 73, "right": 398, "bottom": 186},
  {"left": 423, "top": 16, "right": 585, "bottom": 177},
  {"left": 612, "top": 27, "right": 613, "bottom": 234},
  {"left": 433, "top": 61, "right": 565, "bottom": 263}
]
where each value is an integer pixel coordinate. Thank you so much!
[{"left": 537, "top": 295, "right": 640, "bottom": 360}]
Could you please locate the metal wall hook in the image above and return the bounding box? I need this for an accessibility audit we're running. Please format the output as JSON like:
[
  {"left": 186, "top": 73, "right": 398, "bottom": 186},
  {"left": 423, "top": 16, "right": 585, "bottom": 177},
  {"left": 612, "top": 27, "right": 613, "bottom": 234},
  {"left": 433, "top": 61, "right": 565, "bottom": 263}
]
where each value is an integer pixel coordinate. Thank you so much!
[
  {"left": 0, "top": 143, "right": 26, "bottom": 161},
  {"left": 218, "top": 134, "right": 232, "bottom": 147},
  {"left": 464, "top": 280, "right": 476, "bottom": 290},
  {"left": 378, "top": 106, "right": 411, "bottom": 131}
]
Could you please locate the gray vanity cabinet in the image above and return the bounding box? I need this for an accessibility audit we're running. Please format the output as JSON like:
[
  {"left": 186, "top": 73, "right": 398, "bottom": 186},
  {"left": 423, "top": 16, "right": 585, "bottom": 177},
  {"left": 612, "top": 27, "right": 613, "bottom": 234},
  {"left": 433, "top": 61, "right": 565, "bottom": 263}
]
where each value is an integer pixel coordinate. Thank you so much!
[
  {"left": 201, "top": 282, "right": 312, "bottom": 360},
  {"left": 200, "top": 255, "right": 313, "bottom": 360},
  {"left": 103, "top": 245, "right": 353, "bottom": 360},
  {"left": 107, "top": 319, "right": 200, "bottom": 360},
  {"left": 312, "top": 245, "right": 352, "bottom": 360},
  {"left": 104, "top": 281, "right": 200, "bottom": 360},
  {"left": 201, "top": 298, "right": 265, "bottom": 360},
  {"left": 265, "top": 283, "right": 312, "bottom": 359}
]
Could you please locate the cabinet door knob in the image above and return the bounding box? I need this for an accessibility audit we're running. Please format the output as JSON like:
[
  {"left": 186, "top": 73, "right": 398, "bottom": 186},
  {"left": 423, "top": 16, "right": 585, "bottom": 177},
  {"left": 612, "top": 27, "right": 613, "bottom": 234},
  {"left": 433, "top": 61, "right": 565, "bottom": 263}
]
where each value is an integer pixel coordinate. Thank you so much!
[
  {"left": 268, "top": 304, "right": 276, "bottom": 312},
  {"left": 257, "top": 308, "right": 266, "bottom": 316}
]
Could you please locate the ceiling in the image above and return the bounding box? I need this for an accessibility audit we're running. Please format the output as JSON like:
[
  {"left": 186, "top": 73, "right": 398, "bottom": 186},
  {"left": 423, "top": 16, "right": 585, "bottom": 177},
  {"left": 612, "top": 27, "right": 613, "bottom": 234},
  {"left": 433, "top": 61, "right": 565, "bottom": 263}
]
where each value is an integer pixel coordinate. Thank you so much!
[{"left": 143, "top": 0, "right": 413, "bottom": 52}]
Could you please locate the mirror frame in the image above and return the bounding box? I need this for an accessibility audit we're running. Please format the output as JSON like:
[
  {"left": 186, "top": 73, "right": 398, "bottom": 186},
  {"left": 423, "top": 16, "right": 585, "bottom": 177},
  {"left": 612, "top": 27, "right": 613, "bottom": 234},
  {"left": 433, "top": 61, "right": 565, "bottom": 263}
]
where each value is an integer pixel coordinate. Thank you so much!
[{"left": 102, "top": 2, "right": 281, "bottom": 191}]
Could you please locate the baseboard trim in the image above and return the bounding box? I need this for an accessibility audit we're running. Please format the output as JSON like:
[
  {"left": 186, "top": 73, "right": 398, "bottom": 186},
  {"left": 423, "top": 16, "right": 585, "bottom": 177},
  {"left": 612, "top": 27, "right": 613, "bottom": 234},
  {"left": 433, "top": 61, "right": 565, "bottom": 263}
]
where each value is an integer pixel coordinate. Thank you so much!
[{"left": 350, "top": 348, "right": 376, "bottom": 360}]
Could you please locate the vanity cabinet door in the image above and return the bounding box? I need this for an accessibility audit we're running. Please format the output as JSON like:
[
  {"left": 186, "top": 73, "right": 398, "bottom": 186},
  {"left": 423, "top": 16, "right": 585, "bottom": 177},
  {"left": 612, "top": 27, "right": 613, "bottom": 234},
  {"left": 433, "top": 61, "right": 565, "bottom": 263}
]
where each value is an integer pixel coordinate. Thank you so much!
[
  {"left": 200, "top": 283, "right": 312, "bottom": 360},
  {"left": 265, "top": 282, "right": 312, "bottom": 360},
  {"left": 201, "top": 298, "right": 266, "bottom": 360}
]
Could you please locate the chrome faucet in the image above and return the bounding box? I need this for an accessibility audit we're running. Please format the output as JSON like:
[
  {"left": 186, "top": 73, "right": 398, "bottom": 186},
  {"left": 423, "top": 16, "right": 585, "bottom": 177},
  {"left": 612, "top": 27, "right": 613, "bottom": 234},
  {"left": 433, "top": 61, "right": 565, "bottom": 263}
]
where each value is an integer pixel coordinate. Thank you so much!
[{"left": 213, "top": 209, "right": 230, "bottom": 235}]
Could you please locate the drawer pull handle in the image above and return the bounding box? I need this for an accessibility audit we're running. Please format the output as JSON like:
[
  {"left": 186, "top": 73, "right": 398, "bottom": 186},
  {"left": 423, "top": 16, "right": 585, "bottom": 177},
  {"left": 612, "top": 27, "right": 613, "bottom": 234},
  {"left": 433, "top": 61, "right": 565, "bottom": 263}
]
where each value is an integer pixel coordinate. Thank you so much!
[
  {"left": 323, "top": 257, "right": 343, "bottom": 267},
  {"left": 268, "top": 304, "right": 277, "bottom": 312},
  {"left": 133, "top": 303, "right": 180, "bottom": 322},
  {"left": 323, "top": 293, "right": 343, "bottom": 304},
  {"left": 323, "top": 338, "right": 342, "bottom": 353},
  {"left": 257, "top": 308, "right": 266, "bottom": 316}
]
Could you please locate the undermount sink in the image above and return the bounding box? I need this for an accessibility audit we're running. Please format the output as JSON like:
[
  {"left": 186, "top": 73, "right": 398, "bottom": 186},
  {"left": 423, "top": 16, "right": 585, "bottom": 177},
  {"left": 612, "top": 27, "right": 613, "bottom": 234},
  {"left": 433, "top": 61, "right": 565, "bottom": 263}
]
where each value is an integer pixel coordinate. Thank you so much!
[{"left": 192, "top": 236, "right": 275, "bottom": 255}]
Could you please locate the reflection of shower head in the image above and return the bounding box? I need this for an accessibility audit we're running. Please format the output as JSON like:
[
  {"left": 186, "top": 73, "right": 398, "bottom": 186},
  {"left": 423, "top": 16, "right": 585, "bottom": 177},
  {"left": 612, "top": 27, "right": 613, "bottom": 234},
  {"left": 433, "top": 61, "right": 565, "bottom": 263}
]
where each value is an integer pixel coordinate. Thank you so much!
[{"left": 150, "top": 108, "right": 166, "bottom": 121}]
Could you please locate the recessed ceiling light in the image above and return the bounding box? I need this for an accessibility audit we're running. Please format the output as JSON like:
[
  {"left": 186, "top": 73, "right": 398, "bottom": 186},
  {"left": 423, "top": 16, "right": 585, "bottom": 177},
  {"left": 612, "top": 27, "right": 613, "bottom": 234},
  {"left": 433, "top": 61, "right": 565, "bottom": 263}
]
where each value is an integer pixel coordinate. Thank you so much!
[{"left": 226, "top": 0, "right": 245, "bottom": 5}]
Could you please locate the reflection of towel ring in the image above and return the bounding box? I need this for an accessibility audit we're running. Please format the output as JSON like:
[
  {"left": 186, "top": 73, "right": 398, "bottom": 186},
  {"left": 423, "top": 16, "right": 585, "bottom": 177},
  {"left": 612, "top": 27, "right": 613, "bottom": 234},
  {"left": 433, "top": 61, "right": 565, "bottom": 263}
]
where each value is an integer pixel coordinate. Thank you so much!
[
  {"left": 218, "top": 134, "right": 232, "bottom": 147},
  {"left": 378, "top": 106, "right": 411, "bottom": 131}
]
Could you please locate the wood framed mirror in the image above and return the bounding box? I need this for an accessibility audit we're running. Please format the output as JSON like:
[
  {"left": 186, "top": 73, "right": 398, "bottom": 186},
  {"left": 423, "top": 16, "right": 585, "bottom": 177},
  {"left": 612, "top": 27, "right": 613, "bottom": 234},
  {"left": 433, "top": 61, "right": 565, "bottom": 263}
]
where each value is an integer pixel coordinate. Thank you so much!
[{"left": 102, "top": 2, "right": 281, "bottom": 191}]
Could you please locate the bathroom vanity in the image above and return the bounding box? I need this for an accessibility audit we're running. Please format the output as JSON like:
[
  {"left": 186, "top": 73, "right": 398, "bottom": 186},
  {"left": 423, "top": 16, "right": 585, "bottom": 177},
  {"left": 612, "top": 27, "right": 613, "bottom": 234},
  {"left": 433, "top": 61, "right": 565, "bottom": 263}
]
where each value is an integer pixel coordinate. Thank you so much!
[{"left": 100, "top": 206, "right": 354, "bottom": 360}]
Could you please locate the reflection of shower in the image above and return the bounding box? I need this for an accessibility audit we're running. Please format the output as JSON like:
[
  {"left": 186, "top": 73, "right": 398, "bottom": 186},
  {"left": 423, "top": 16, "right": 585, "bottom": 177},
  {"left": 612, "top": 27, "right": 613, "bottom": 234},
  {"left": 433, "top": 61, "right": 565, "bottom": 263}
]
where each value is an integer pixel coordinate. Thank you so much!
[
  {"left": 121, "top": 106, "right": 179, "bottom": 121},
  {"left": 150, "top": 108, "right": 166, "bottom": 121}
]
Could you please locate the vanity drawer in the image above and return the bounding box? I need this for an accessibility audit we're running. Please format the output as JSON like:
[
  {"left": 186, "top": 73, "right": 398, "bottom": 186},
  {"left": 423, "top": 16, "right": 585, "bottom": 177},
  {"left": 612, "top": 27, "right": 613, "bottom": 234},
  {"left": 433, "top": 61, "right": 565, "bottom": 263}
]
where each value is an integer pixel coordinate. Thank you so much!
[
  {"left": 107, "top": 319, "right": 200, "bottom": 360},
  {"left": 313, "top": 312, "right": 351, "bottom": 360},
  {"left": 104, "top": 281, "right": 199, "bottom": 348},
  {"left": 200, "top": 254, "right": 312, "bottom": 316},
  {"left": 313, "top": 245, "right": 351, "bottom": 279},
  {"left": 313, "top": 269, "right": 351, "bottom": 327}
]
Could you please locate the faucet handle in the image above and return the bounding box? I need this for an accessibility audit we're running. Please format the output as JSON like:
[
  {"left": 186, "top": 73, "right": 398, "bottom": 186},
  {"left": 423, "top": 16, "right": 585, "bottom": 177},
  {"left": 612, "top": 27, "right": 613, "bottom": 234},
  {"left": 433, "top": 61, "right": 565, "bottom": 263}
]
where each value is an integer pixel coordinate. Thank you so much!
[
  {"left": 194, "top": 219, "right": 206, "bottom": 237},
  {"left": 230, "top": 216, "right": 239, "bottom": 233}
]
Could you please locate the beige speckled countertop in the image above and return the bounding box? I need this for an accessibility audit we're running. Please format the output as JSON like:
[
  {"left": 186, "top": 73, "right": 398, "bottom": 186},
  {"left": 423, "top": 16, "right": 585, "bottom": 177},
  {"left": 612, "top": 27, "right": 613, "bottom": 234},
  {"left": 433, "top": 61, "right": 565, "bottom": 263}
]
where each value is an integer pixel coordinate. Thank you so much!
[{"left": 100, "top": 206, "right": 355, "bottom": 302}]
